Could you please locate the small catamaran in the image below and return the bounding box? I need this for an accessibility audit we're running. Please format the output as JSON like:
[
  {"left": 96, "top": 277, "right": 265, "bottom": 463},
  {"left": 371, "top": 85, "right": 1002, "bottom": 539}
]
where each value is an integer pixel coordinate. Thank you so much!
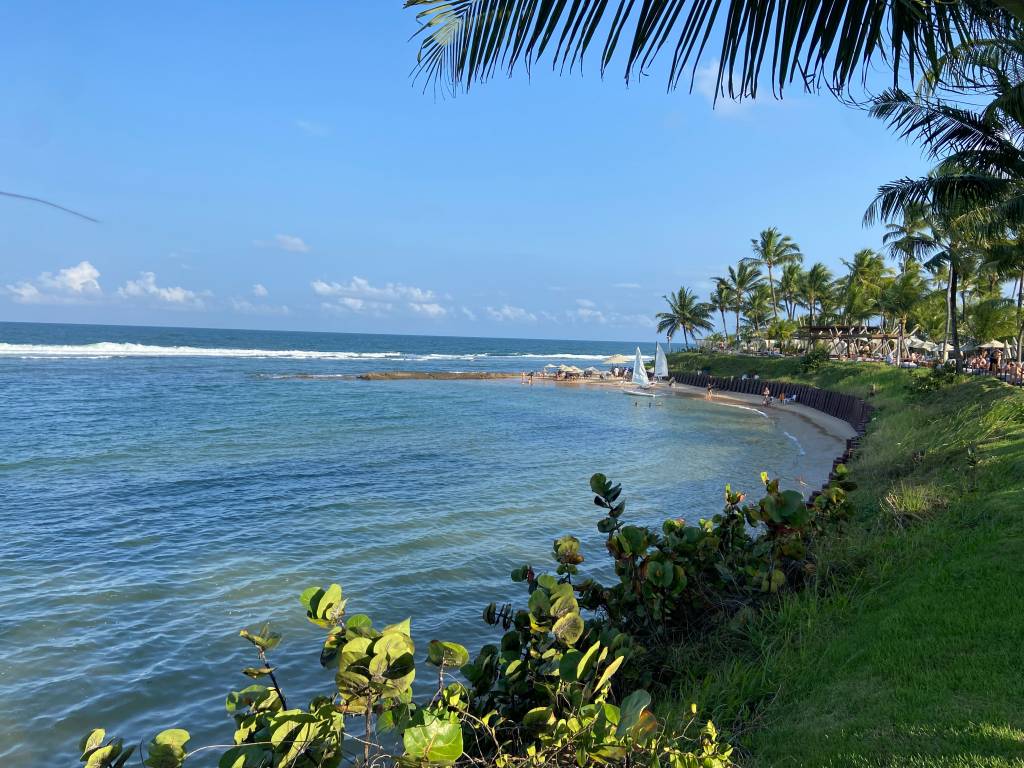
[
  {"left": 654, "top": 342, "right": 669, "bottom": 380},
  {"left": 623, "top": 346, "right": 659, "bottom": 397}
]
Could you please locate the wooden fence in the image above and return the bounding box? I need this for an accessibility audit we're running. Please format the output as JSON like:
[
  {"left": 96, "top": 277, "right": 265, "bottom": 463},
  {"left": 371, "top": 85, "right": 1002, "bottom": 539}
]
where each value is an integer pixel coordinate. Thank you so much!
[{"left": 668, "top": 371, "right": 874, "bottom": 435}]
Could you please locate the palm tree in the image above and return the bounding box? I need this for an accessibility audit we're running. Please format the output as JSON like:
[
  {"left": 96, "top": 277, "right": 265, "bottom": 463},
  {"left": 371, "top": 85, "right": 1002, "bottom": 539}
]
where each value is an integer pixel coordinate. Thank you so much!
[
  {"left": 743, "top": 228, "right": 802, "bottom": 322},
  {"left": 405, "top": 2, "right": 1018, "bottom": 100},
  {"left": 709, "top": 281, "right": 732, "bottom": 342},
  {"left": 839, "top": 249, "right": 892, "bottom": 324},
  {"left": 657, "top": 287, "right": 714, "bottom": 349},
  {"left": 778, "top": 263, "right": 804, "bottom": 321},
  {"left": 883, "top": 204, "right": 933, "bottom": 274},
  {"left": 742, "top": 284, "right": 774, "bottom": 334},
  {"left": 878, "top": 264, "right": 928, "bottom": 365},
  {"left": 864, "top": 38, "right": 1024, "bottom": 368},
  {"left": 987, "top": 235, "right": 1024, "bottom": 362},
  {"left": 798, "top": 263, "right": 835, "bottom": 327},
  {"left": 715, "top": 263, "right": 764, "bottom": 347}
]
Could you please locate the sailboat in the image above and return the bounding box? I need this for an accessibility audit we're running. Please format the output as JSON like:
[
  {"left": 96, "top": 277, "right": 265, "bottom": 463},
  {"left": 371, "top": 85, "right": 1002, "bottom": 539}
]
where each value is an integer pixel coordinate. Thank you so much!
[
  {"left": 623, "top": 346, "right": 658, "bottom": 397},
  {"left": 654, "top": 343, "right": 669, "bottom": 379}
]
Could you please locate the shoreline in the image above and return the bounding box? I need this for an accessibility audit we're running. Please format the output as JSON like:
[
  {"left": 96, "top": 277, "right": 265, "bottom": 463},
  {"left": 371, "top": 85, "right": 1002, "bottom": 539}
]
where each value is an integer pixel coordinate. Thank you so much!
[{"left": 355, "top": 370, "right": 855, "bottom": 496}]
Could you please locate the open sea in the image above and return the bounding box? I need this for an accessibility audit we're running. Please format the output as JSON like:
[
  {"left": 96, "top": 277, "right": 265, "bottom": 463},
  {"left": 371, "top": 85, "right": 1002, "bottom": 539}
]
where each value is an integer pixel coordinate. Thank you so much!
[{"left": 0, "top": 322, "right": 818, "bottom": 766}]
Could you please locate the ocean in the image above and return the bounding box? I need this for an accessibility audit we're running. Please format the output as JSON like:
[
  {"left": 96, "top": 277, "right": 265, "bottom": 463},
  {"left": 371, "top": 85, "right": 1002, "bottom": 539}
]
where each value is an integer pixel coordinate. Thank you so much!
[{"left": 0, "top": 322, "right": 812, "bottom": 765}]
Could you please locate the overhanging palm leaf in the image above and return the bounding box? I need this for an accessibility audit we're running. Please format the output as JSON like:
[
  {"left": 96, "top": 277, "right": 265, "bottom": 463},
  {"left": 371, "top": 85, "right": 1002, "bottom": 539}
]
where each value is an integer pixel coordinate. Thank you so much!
[{"left": 405, "top": 0, "right": 1017, "bottom": 98}]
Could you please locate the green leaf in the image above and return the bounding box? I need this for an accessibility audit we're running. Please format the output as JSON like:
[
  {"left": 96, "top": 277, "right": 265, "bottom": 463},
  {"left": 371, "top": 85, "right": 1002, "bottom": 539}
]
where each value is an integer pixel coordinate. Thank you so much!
[
  {"left": 427, "top": 640, "right": 470, "bottom": 668},
  {"left": 594, "top": 655, "right": 624, "bottom": 693},
  {"left": 552, "top": 611, "right": 585, "bottom": 646},
  {"left": 143, "top": 729, "right": 190, "bottom": 768},
  {"left": 522, "top": 706, "right": 555, "bottom": 730},
  {"left": 590, "top": 473, "right": 608, "bottom": 495},
  {"left": 403, "top": 715, "right": 463, "bottom": 765},
  {"left": 238, "top": 625, "right": 281, "bottom": 652},
  {"left": 382, "top": 617, "right": 412, "bottom": 636},
  {"left": 242, "top": 666, "right": 274, "bottom": 679},
  {"left": 616, "top": 690, "right": 652, "bottom": 737}
]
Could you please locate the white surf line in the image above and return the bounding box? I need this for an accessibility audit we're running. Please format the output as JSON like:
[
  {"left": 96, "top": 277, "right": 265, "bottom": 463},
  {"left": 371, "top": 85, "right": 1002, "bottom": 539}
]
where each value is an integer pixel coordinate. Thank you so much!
[
  {"left": 783, "top": 431, "right": 807, "bottom": 456},
  {"left": 714, "top": 401, "right": 771, "bottom": 419}
]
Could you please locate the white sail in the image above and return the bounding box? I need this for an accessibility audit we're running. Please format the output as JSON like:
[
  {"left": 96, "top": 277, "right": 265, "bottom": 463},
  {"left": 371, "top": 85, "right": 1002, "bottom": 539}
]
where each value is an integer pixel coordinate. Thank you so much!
[
  {"left": 631, "top": 347, "right": 650, "bottom": 388},
  {"left": 654, "top": 343, "right": 668, "bottom": 379}
]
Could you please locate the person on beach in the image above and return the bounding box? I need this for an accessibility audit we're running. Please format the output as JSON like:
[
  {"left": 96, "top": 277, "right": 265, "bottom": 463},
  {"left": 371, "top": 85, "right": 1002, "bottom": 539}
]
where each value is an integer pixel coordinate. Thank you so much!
[
  {"left": 779, "top": 391, "right": 788, "bottom": 404},
  {"left": 705, "top": 383, "right": 714, "bottom": 400},
  {"left": 528, "top": 372, "right": 534, "bottom": 385},
  {"left": 762, "top": 386, "right": 772, "bottom": 406}
]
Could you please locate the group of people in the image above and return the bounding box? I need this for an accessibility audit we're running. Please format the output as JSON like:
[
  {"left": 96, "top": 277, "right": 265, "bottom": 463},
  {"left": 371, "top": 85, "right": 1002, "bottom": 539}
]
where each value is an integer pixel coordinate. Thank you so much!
[
  {"left": 761, "top": 386, "right": 797, "bottom": 406},
  {"left": 964, "top": 349, "right": 1024, "bottom": 384}
]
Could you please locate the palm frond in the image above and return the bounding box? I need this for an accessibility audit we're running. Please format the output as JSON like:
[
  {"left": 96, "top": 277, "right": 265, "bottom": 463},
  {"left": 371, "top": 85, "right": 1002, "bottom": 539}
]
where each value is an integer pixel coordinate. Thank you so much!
[{"left": 405, "top": 0, "right": 1013, "bottom": 98}]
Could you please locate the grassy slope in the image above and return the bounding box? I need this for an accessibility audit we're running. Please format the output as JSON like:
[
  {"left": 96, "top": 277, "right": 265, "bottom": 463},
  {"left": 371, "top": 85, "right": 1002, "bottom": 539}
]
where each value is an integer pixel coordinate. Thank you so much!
[{"left": 662, "top": 353, "right": 1024, "bottom": 768}]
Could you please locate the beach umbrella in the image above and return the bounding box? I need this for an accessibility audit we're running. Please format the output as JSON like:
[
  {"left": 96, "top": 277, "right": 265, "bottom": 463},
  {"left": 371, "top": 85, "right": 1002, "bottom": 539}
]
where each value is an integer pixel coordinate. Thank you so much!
[
  {"left": 978, "top": 339, "right": 1007, "bottom": 349},
  {"left": 603, "top": 354, "right": 633, "bottom": 364},
  {"left": 543, "top": 363, "right": 558, "bottom": 369},
  {"left": 584, "top": 366, "right": 600, "bottom": 374},
  {"left": 906, "top": 336, "right": 931, "bottom": 349}
]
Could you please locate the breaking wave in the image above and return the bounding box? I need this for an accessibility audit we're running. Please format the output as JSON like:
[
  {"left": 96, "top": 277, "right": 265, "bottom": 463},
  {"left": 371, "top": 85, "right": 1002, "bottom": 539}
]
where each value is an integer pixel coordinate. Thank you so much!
[{"left": 0, "top": 342, "right": 624, "bottom": 362}]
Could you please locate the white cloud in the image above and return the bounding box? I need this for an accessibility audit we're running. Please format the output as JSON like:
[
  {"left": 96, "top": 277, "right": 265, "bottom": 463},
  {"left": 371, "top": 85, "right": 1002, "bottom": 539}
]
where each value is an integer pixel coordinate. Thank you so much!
[
  {"left": 252, "top": 283, "right": 269, "bottom": 297},
  {"left": 42, "top": 261, "right": 102, "bottom": 294},
  {"left": 231, "top": 298, "right": 290, "bottom": 315},
  {"left": 460, "top": 307, "right": 477, "bottom": 321},
  {"left": 565, "top": 303, "right": 652, "bottom": 328},
  {"left": 487, "top": 305, "right": 537, "bottom": 322},
  {"left": 693, "top": 61, "right": 753, "bottom": 115},
  {"left": 409, "top": 302, "right": 447, "bottom": 318},
  {"left": 576, "top": 298, "right": 596, "bottom": 308},
  {"left": 255, "top": 234, "right": 310, "bottom": 253},
  {"left": 571, "top": 307, "right": 607, "bottom": 323},
  {"left": 312, "top": 276, "right": 437, "bottom": 303},
  {"left": 5, "top": 282, "right": 43, "bottom": 303},
  {"left": 295, "top": 119, "right": 330, "bottom": 137},
  {"left": 5, "top": 260, "right": 102, "bottom": 304},
  {"left": 612, "top": 282, "right": 641, "bottom": 290},
  {"left": 320, "top": 296, "right": 394, "bottom": 315},
  {"left": 119, "top": 272, "right": 204, "bottom": 307}
]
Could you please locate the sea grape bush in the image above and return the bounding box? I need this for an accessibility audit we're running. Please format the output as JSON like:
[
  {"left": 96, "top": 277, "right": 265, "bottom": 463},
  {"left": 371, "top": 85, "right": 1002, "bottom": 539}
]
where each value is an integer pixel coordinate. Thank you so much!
[
  {"left": 572, "top": 470, "right": 854, "bottom": 637},
  {"left": 78, "top": 469, "right": 854, "bottom": 768}
]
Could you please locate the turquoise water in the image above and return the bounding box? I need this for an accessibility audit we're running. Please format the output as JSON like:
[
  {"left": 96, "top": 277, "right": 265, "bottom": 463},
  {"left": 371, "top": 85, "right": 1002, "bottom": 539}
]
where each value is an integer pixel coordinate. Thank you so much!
[{"left": 0, "top": 322, "right": 807, "bottom": 766}]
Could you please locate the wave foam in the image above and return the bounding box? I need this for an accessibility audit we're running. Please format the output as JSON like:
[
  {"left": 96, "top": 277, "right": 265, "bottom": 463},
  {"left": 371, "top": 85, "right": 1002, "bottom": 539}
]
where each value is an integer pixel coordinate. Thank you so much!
[
  {"left": 0, "top": 342, "right": 627, "bottom": 362},
  {"left": 0, "top": 342, "right": 405, "bottom": 360}
]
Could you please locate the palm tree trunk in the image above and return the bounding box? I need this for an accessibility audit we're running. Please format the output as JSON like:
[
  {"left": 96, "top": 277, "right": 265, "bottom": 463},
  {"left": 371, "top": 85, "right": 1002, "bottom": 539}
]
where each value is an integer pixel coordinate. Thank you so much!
[
  {"left": 768, "top": 264, "right": 778, "bottom": 323},
  {"left": 942, "top": 271, "right": 953, "bottom": 363},
  {"left": 719, "top": 308, "right": 728, "bottom": 339},
  {"left": 950, "top": 266, "right": 963, "bottom": 373},
  {"left": 1017, "top": 267, "right": 1024, "bottom": 365},
  {"left": 734, "top": 310, "right": 741, "bottom": 348},
  {"left": 897, "top": 317, "right": 904, "bottom": 367}
]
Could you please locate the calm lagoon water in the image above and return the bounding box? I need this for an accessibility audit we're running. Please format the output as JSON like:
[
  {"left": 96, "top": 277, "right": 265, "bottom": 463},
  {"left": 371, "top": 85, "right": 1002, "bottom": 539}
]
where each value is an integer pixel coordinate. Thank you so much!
[{"left": 0, "top": 322, "right": 809, "bottom": 766}]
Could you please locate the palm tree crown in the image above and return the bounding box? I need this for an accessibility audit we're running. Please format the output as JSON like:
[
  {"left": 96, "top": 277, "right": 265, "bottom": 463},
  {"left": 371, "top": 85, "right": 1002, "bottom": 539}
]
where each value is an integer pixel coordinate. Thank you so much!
[{"left": 656, "top": 288, "right": 714, "bottom": 349}]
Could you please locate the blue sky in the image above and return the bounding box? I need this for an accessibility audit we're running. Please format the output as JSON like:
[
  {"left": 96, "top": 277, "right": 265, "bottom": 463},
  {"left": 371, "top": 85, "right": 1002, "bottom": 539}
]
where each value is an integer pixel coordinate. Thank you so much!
[{"left": 0, "top": 2, "right": 930, "bottom": 341}]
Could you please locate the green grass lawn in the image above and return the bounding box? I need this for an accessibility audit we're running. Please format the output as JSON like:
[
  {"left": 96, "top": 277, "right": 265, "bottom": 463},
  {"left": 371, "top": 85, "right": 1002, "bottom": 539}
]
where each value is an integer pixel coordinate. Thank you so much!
[{"left": 661, "top": 353, "right": 1024, "bottom": 768}]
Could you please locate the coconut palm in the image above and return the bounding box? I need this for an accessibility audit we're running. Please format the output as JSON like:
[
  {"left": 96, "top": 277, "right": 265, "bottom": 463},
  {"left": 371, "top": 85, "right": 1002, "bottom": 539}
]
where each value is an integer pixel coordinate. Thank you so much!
[
  {"left": 742, "top": 284, "right": 774, "bottom": 334},
  {"left": 986, "top": 235, "right": 1024, "bottom": 361},
  {"left": 798, "top": 263, "right": 835, "bottom": 327},
  {"left": 709, "top": 281, "right": 732, "bottom": 342},
  {"left": 778, "top": 263, "right": 804, "bottom": 321},
  {"left": 878, "top": 264, "right": 928, "bottom": 364},
  {"left": 405, "top": 1, "right": 1019, "bottom": 100},
  {"left": 714, "top": 263, "right": 764, "bottom": 346},
  {"left": 883, "top": 204, "right": 934, "bottom": 274},
  {"left": 839, "top": 249, "right": 892, "bottom": 324},
  {"left": 743, "top": 228, "right": 802, "bottom": 322},
  {"left": 657, "top": 287, "right": 714, "bottom": 349}
]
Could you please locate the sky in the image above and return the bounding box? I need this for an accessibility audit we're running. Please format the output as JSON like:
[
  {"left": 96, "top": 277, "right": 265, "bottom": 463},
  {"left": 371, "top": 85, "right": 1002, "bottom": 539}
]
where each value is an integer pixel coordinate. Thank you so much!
[{"left": 0, "top": 2, "right": 932, "bottom": 342}]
